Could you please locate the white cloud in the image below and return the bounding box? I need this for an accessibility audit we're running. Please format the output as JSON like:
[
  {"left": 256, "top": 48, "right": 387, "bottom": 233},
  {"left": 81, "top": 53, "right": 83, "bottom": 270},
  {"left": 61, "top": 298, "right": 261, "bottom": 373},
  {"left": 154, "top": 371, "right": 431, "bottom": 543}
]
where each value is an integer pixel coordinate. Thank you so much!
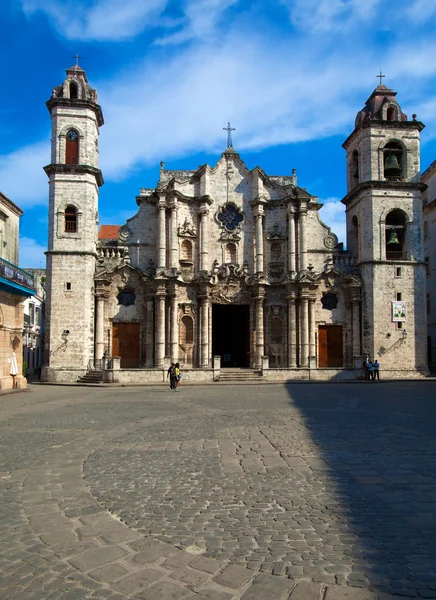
[
  {"left": 407, "top": 0, "right": 436, "bottom": 23},
  {"left": 21, "top": 0, "right": 169, "bottom": 41},
  {"left": 0, "top": 141, "right": 49, "bottom": 207},
  {"left": 19, "top": 237, "right": 47, "bottom": 269},
  {"left": 319, "top": 198, "right": 346, "bottom": 245},
  {"left": 281, "top": 0, "right": 383, "bottom": 32},
  {"left": 154, "top": 0, "right": 239, "bottom": 46}
]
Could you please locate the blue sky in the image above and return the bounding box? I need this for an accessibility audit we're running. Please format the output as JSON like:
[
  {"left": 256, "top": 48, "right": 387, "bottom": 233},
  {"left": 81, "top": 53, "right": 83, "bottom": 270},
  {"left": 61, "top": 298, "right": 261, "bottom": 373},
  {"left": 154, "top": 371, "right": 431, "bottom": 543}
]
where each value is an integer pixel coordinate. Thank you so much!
[{"left": 2, "top": 0, "right": 436, "bottom": 268}]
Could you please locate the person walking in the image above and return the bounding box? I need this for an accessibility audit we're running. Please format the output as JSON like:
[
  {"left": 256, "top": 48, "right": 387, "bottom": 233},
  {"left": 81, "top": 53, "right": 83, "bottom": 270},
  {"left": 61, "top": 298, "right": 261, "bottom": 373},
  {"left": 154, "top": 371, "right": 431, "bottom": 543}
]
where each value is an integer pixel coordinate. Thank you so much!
[
  {"left": 373, "top": 359, "right": 380, "bottom": 380},
  {"left": 175, "top": 362, "right": 182, "bottom": 390},
  {"left": 167, "top": 363, "right": 177, "bottom": 391}
]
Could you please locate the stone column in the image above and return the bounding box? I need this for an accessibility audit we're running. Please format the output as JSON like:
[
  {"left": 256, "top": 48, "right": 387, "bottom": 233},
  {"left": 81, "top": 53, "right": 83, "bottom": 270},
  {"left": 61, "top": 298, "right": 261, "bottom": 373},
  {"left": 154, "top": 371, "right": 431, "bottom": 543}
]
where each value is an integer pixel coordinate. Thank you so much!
[
  {"left": 255, "top": 294, "right": 264, "bottom": 368},
  {"left": 145, "top": 298, "right": 154, "bottom": 367},
  {"left": 155, "top": 288, "right": 166, "bottom": 367},
  {"left": 288, "top": 207, "right": 296, "bottom": 275},
  {"left": 299, "top": 203, "right": 308, "bottom": 272},
  {"left": 95, "top": 294, "right": 105, "bottom": 361},
  {"left": 300, "top": 295, "right": 309, "bottom": 368},
  {"left": 170, "top": 292, "right": 179, "bottom": 364},
  {"left": 200, "top": 204, "right": 209, "bottom": 272},
  {"left": 352, "top": 292, "right": 361, "bottom": 360},
  {"left": 287, "top": 292, "right": 297, "bottom": 367},
  {"left": 157, "top": 197, "right": 167, "bottom": 269},
  {"left": 309, "top": 298, "right": 316, "bottom": 364},
  {"left": 208, "top": 301, "right": 213, "bottom": 366},
  {"left": 169, "top": 200, "right": 178, "bottom": 270},
  {"left": 200, "top": 295, "right": 209, "bottom": 367},
  {"left": 256, "top": 208, "right": 265, "bottom": 273}
]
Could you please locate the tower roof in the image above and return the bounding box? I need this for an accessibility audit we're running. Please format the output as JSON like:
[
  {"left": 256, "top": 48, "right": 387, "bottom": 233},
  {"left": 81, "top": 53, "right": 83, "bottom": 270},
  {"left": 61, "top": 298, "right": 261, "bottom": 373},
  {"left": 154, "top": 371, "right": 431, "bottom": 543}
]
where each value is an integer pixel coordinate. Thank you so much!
[{"left": 354, "top": 82, "right": 407, "bottom": 129}]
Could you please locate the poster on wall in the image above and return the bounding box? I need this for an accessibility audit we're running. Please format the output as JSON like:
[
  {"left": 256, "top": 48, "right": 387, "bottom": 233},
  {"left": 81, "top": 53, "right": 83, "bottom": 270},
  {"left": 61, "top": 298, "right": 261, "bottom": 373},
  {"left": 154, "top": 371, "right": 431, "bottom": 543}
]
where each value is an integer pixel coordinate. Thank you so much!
[{"left": 392, "top": 301, "right": 406, "bottom": 322}]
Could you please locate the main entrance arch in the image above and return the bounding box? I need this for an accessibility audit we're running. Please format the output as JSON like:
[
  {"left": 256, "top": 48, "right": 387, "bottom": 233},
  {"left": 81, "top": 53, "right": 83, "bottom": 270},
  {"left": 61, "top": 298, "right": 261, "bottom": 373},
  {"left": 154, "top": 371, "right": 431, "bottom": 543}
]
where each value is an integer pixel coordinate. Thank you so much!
[{"left": 212, "top": 304, "right": 250, "bottom": 368}]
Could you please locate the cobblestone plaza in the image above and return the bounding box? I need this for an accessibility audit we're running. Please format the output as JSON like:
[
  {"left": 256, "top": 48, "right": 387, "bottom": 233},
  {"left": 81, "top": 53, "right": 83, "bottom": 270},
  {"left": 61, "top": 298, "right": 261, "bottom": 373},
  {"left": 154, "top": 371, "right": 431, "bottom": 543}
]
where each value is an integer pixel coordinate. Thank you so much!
[{"left": 1, "top": 382, "right": 436, "bottom": 599}]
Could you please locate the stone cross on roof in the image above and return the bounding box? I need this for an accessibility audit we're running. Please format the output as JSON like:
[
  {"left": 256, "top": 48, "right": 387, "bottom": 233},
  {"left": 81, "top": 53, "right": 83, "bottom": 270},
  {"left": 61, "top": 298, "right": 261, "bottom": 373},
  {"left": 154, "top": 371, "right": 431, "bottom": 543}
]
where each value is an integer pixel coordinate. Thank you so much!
[
  {"left": 223, "top": 122, "right": 236, "bottom": 148},
  {"left": 377, "top": 69, "right": 386, "bottom": 85}
]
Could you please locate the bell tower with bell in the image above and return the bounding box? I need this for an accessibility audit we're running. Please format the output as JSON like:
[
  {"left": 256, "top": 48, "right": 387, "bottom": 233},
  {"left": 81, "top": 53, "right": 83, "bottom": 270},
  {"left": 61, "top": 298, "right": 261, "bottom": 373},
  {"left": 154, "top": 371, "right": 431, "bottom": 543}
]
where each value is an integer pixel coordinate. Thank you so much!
[
  {"left": 342, "top": 76, "right": 428, "bottom": 374},
  {"left": 43, "top": 60, "right": 104, "bottom": 381}
]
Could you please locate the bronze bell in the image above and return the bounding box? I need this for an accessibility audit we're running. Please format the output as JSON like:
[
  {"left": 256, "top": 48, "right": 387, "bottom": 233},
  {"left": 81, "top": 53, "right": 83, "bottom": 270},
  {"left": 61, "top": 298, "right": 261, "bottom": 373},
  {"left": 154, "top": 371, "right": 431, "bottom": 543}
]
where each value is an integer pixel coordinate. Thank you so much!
[
  {"left": 387, "top": 230, "right": 400, "bottom": 245},
  {"left": 384, "top": 154, "right": 401, "bottom": 176}
]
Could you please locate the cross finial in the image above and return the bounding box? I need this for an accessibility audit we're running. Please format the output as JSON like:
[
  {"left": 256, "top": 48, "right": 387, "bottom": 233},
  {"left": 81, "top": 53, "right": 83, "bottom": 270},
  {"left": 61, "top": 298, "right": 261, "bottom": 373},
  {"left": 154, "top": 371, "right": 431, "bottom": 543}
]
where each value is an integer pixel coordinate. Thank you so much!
[
  {"left": 72, "top": 53, "right": 82, "bottom": 67},
  {"left": 377, "top": 69, "right": 385, "bottom": 85},
  {"left": 223, "top": 122, "right": 236, "bottom": 148}
]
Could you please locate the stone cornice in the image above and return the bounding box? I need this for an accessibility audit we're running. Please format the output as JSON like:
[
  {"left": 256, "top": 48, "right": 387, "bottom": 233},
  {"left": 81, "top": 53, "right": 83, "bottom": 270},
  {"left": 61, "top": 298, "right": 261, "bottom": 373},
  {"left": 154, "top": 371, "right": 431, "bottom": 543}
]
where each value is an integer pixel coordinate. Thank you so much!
[
  {"left": 46, "top": 97, "right": 104, "bottom": 127},
  {"left": 0, "top": 191, "right": 23, "bottom": 217},
  {"left": 343, "top": 119, "right": 425, "bottom": 149},
  {"left": 342, "top": 180, "right": 426, "bottom": 206},
  {"left": 45, "top": 250, "right": 98, "bottom": 258},
  {"left": 44, "top": 164, "right": 104, "bottom": 187}
]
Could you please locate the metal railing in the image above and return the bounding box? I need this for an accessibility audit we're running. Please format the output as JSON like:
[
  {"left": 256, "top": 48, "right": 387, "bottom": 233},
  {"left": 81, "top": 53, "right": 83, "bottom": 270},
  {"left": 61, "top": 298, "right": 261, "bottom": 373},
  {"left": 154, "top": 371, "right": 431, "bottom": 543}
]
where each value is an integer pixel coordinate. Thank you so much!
[
  {"left": 386, "top": 251, "right": 406, "bottom": 261},
  {"left": 0, "top": 257, "right": 35, "bottom": 291}
]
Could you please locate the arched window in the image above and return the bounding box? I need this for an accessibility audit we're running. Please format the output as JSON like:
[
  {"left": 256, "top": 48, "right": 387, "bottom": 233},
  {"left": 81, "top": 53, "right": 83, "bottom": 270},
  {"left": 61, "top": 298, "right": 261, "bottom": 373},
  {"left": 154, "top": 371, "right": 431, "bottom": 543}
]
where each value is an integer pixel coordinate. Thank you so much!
[
  {"left": 225, "top": 242, "right": 237, "bottom": 263},
  {"left": 180, "top": 240, "right": 193, "bottom": 262},
  {"left": 65, "top": 205, "right": 77, "bottom": 233},
  {"left": 65, "top": 129, "right": 79, "bottom": 165},
  {"left": 424, "top": 220, "right": 429, "bottom": 241},
  {"left": 180, "top": 316, "right": 194, "bottom": 345},
  {"left": 352, "top": 149, "right": 359, "bottom": 181},
  {"left": 70, "top": 81, "right": 78, "bottom": 99},
  {"left": 385, "top": 209, "right": 407, "bottom": 260},
  {"left": 270, "top": 241, "right": 282, "bottom": 261},
  {"left": 383, "top": 141, "right": 403, "bottom": 181},
  {"left": 349, "top": 215, "right": 359, "bottom": 256},
  {"left": 387, "top": 106, "right": 396, "bottom": 121}
]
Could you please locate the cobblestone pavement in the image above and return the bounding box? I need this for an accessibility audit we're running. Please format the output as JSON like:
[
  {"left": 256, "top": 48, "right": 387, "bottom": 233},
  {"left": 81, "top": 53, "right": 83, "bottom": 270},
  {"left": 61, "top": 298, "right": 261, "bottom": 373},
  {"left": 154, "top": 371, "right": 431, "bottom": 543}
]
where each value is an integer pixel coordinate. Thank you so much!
[{"left": 1, "top": 382, "right": 436, "bottom": 599}]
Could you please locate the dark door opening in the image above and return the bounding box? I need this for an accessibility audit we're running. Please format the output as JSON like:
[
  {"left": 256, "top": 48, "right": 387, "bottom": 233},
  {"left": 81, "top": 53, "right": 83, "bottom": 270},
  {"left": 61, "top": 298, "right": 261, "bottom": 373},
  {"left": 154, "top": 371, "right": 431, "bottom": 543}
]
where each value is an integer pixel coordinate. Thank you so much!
[
  {"left": 112, "top": 323, "right": 140, "bottom": 368},
  {"left": 318, "top": 325, "right": 343, "bottom": 368},
  {"left": 212, "top": 304, "right": 250, "bottom": 368}
]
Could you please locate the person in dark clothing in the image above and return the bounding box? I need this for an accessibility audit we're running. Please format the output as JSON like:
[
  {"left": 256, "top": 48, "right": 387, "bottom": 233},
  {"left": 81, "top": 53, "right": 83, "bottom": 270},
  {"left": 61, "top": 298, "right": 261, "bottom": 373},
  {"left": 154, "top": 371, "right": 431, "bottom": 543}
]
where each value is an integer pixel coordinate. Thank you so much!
[
  {"left": 373, "top": 360, "right": 380, "bottom": 380},
  {"left": 167, "top": 363, "right": 177, "bottom": 391}
]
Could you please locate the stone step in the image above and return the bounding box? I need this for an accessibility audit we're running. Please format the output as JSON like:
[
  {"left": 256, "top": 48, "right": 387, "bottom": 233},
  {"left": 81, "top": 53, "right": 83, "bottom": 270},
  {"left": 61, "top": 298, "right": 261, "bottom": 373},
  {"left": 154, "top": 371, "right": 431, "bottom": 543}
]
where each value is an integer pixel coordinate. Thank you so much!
[
  {"left": 219, "top": 371, "right": 262, "bottom": 381},
  {"left": 77, "top": 371, "right": 103, "bottom": 384}
]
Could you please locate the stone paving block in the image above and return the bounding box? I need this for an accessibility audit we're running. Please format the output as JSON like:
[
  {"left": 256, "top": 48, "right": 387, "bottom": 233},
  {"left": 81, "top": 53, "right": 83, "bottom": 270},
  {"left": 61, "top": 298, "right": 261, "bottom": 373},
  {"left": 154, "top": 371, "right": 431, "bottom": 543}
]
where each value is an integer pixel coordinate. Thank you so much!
[
  {"left": 213, "top": 565, "right": 254, "bottom": 589},
  {"left": 241, "top": 575, "right": 293, "bottom": 599},
  {"left": 193, "top": 591, "right": 233, "bottom": 600},
  {"left": 135, "top": 581, "right": 193, "bottom": 599},
  {"left": 40, "top": 530, "right": 78, "bottom": 545},
  {"left": 127, "top": 538, "right": 179, "bottom": 560},
  {"left": 24, "top": 503, "right": 59, "bottom": 516},
  {"left": 324, "top": 587, "right": 375, "bottom": 599},
  {"left": 51, "top": 540, "right": 99, "bottom": 559},
  {"left": 289, "top": 582, "right": 324, "bottom": 599},
  {"left": 190, "top": 557, "right": 223, "bottom": 575},
  {"left": 68, "top": 546, "right": 128, "bottom": 572},
  {"left": 170, "top": 567, "right": 212, "bottom": 587},
  {"left": 111, "top": 569, "right": 162, "bottom": 594},
  {"left": 99, "top": 529, "right": 142, "bottom": 544},
  {"left": 89, "top": 562, "right": 129, "bottom": 582},
  {"left": 163, "top": 552, "right": 195, "bottom": 570},
  {"left": 76, "top": 521, "right": 128, "bottom": 539}
]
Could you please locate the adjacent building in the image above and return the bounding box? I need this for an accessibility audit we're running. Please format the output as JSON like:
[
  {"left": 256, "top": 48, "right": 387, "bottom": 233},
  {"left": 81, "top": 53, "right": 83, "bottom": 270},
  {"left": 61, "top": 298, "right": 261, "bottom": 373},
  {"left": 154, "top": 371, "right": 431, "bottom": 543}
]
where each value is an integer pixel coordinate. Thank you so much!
[
  {"left": 0, "top": 192, "right": 35, "bottom": 389},
  {"left": 421, "top": 161, "right": 436, "bottom": 369},
  {"left": 42, "top": 64, "right": 428, "bottom": 383},
  {"left": 22, "top": 269, "right": 45, "bottom": 377}
]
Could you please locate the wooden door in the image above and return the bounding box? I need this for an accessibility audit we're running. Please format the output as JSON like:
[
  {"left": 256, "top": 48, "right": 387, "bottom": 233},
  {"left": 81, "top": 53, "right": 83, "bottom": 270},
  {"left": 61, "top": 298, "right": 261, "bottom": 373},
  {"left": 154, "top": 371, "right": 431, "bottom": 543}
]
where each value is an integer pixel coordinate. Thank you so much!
[
  {"left": 112, "top": 323, "right": 140, "bottom": 368},
  {"left": 318, "top": 325, "right": 343, "bottom": 368}
]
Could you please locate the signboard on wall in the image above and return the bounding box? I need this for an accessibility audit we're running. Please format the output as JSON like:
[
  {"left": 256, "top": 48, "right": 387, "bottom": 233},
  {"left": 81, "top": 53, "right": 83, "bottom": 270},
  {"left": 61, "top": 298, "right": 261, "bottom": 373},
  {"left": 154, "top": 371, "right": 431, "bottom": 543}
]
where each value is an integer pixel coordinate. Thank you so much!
[{"left": 392, "top": 301, "right": 406, "bottom": 322}]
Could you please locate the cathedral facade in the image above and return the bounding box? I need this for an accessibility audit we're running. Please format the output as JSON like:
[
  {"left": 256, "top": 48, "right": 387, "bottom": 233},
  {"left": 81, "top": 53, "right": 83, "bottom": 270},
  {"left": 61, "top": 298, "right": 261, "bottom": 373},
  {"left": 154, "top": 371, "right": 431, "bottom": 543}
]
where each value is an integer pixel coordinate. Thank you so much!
[{"left": 42, "top": 65, "right": 428, "bottom": 382}]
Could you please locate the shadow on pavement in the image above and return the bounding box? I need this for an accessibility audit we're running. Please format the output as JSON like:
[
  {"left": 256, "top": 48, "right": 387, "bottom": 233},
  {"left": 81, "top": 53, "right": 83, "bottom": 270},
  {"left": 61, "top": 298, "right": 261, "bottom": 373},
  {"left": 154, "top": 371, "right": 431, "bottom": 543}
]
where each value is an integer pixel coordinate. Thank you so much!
[{"left": 285, "top": 381, "right": 436, "bottom": 598}]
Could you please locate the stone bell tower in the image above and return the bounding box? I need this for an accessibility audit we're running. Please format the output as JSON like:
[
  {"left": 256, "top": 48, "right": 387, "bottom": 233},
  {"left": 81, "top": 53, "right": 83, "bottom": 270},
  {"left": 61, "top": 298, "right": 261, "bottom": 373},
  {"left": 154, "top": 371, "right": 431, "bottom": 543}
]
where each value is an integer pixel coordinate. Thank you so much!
[
  {"left": 43, "top": 62, "right": 104, "bottom": 382},
  {"left": 342, "top": 78, "right": 428, "bottom": 374}
]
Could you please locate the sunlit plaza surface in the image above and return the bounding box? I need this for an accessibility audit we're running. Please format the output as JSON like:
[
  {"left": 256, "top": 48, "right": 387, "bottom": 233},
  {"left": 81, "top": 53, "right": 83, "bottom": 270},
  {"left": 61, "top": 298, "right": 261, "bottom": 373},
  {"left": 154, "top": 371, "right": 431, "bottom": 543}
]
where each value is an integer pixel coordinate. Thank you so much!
[{"left": 1, "top": 382, "right": 436, "bottom": 599}]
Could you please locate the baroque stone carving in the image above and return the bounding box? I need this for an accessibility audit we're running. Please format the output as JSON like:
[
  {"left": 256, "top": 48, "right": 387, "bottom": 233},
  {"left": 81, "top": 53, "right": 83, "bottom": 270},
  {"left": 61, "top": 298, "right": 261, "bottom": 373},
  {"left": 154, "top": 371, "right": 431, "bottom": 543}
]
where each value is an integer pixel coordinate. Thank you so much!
[
  {"left": 324, "top": 234, "right": 338, "bottom": 249},
  {"left": 118, "top": 225, "right": 132, "bottom": 242},
  {"left": 178, "top": 218, "right": 197, "bottom": 238}
]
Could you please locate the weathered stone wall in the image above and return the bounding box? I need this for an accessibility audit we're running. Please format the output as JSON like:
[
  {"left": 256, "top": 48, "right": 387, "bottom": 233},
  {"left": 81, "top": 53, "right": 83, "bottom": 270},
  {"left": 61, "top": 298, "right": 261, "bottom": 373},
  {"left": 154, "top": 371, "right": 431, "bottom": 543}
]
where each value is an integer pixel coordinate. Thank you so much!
[{"left": 0, "top": 291, "right": 26, "bottom": 389}]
